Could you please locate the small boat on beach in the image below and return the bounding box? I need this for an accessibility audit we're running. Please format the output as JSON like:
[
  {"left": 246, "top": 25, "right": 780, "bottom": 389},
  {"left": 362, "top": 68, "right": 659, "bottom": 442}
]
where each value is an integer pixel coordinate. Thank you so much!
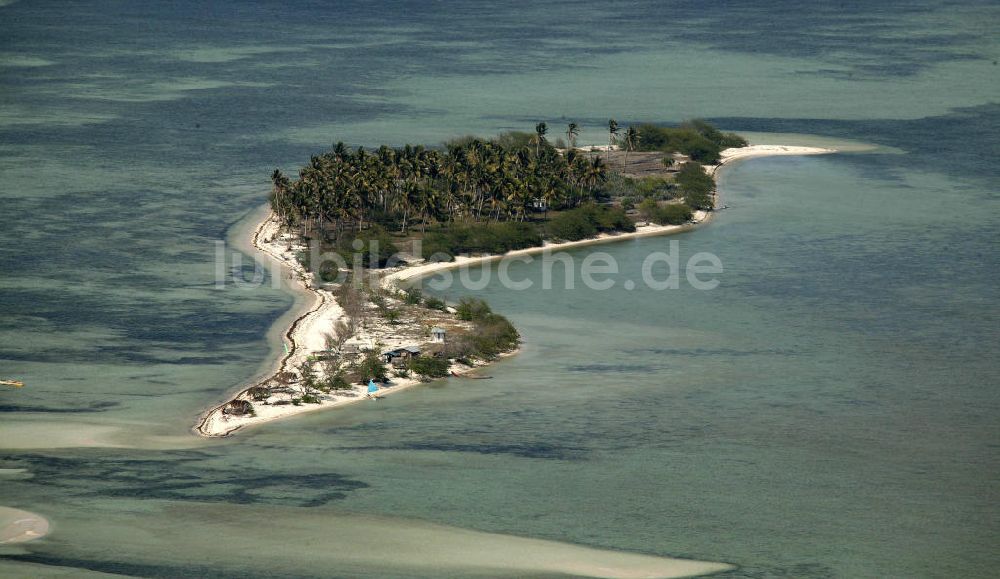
[{"left": 1, "top": 379, "right": 25, "bottom": 388}]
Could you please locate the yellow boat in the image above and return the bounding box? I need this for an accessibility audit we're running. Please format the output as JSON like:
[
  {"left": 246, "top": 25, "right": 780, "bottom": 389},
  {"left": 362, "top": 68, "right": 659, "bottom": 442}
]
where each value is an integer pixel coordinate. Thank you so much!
[{"left": 1, "top": 379, "right": 24, "bottom": 388}]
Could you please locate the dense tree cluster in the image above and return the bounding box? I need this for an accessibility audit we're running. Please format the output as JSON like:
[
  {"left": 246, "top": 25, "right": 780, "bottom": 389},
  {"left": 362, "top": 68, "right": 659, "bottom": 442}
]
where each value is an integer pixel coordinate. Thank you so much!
[
  {"left": 450, "top": 298, "right": 521, "bottom": 360},
  {"left": 269, "top": 126, "right": 610, "bottom": 238},
  {"left": 636, "top": 119, "right": 748, "bottom": 163},
  {"left": 270, "top": 119, "right": 736, "bottom": 264}
]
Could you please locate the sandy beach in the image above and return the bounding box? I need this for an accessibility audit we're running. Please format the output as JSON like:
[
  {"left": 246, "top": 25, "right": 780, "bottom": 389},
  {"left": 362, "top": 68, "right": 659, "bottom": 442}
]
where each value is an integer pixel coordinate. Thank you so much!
[
  {"left": 195, "top": 143, "right": 835, "bottom": 437},
  {"left": 708, "top": 144, "right": 834, "bottom": 174},
  {"left": 196, "top": 215, "right": 500, "bottom": 437}
]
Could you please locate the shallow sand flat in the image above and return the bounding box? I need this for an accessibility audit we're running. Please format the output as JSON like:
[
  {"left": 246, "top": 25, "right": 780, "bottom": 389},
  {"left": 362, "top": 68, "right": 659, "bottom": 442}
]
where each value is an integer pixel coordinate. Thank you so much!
[
  {"left": 0, "top": 506, "right": 49, "bottom": 544},
  {"left": 0, "top": 420, "right": 204, "bottom": 450},
  {"left": 0, "top": 560, "right": 122, "bottom": 578},
  {"left": 53, "top": 502, "right": 731, "bottom": 578}
]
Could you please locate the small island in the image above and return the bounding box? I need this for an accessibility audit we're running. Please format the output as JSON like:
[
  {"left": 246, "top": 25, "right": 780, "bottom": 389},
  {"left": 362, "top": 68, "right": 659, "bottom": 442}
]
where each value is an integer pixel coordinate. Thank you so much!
[{"left": 196, "top": 119, "right": 833, "bottom": 437}]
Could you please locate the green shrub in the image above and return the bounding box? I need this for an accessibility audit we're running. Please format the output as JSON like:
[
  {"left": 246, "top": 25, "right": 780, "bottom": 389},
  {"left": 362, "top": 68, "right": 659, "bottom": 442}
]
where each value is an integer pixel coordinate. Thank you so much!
[
  {"left": 547, "top": 210, "right": 597, "bottom": 241},
  {"left": 639, "top": 199, "right": 695, "bottom": 225},
  {"left": 635, "top": 120, "right": 746, "bottom": 164},
  {"left": 602, "top": 174, "right": 675, "bottom": 202},
  {"left": 443, "top": 334, "right": 477, "bottom": 360},
  {"left": 324, "top": 373, "right": 352, "bottom": 391},
  {"left": 331, "top": 225, "right": 401, "bottom": 268},
  {"left": 356, "top": 351, "right": 389, "bottom": 383},
  {"left": 452, "top": 297, "right": 520, "bottom": 359},
  {"left": 676, "top": 162, "right": 715, "bottom": 210},
  {"left": 633, "top": 176, "right": 672, "bottom": 198},
  {"left": 638, "top": 198, "right": 659, "bottom": 223},
  {"left": 456, "top": 297, "right": 492, "bottom": 321},
  {"left": 421, "top": 222, "right": 542, "bottom": 260},
  {"left": 248, "top": 386, "right": 270, "bottom": 401},
  {"left": 300, "top": 394, "right": 322, "bottom": 404},
  {"left": 298, "top": 226, "right": 402, "bottom": 275},
  {"left": 654, "top": 204, "right": 694, "bottom": 225},
  {"left": 421, "top": 234, "right": 457, "bottom": 262},
  {"left": 423, "top": 296, "right": 447, "bottom": 311},
  {"left": 408, "top": 356, "right": 451, "bottom": 379},
  {"left": 547, "top": 204, "right": 635, "bottom": 241},
  {"left": 681, "top": 119, "right": 748, "bottom": 150},
  {"left": 403, "top": 287, "right": 423, "bottom": 305},
  {"left": 593, "top": 206, "right": 635, "bottom": 232},
  {"left": 470, "top": 313, "right": 520, "bottom": 359}
]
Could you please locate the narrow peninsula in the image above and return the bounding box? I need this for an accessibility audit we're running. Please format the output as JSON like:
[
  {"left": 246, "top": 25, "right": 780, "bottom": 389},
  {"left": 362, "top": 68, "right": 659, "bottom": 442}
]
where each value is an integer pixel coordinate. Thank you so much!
[{"left": 197, "top": 120, "right": 833, "bottom": 437}]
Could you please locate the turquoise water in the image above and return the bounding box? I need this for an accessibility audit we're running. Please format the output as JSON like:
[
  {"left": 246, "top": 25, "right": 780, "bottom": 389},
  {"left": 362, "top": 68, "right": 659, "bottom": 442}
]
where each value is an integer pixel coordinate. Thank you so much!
[{"left": 1, "top": 1, "right": 998, "bottom": 577}]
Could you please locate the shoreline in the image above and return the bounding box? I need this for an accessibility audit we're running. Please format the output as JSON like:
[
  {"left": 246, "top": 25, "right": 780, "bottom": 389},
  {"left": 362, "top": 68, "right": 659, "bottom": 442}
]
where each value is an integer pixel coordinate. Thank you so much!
[
  {"left": 195, "top": 143, "right": 835, "bottom": 437},
  {"left": 195, "top": 214, "right": 510, "bottom": 437},
  {"left": 382, "top": 145, "right": 833, "bottom": 287}
]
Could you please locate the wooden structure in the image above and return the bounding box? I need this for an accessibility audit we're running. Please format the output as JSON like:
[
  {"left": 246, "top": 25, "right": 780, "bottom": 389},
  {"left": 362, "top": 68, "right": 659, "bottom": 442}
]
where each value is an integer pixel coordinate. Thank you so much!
[{"left": 383, "top": 346, "right": 421, "bottom": 369}]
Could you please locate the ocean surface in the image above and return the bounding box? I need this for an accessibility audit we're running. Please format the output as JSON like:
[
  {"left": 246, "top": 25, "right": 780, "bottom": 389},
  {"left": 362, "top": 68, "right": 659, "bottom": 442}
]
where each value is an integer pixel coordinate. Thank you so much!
[{"left": 1, "top": 1, "right": 997, "bottom": 577}]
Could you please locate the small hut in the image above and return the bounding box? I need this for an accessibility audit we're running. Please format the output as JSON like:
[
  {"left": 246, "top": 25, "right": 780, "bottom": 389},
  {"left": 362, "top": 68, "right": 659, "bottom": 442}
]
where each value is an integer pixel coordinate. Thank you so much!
[
  {"left": 430, "top": 327, "right": 446, "bottom": 343},
  {"left": 383, "top": 346, "right": 421, "bottom": 369}
]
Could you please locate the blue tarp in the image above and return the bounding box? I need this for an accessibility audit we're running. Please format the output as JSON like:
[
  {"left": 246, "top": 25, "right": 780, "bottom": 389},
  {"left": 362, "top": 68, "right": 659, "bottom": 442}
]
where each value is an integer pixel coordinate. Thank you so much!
[{"left": 368, "top": 380, "right": 378, "bottom": 393}]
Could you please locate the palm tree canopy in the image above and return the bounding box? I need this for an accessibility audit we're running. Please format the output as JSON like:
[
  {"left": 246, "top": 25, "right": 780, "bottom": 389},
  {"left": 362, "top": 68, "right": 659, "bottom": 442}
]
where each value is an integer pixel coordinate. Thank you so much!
[
  {"left": 269, "top": 124, "right": 631, "bottom": 236},
  {"left": 624, "top": 126, "right": 640, "bottom": 150}
]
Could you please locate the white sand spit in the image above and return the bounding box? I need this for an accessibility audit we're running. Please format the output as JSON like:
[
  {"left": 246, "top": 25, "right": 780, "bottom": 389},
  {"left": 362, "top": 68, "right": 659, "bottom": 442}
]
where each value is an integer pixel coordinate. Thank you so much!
[{"left": 0, "top": 506, "right": 50, "bottom": 544}]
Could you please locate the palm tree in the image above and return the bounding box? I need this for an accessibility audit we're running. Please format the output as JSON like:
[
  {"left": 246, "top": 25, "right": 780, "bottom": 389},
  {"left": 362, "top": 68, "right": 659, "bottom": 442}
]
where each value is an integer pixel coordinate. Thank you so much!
[
  {"left": 270, "top": 169, "right": 292, "bottom": 224},
  {"left": 397, "top": 180, "right": 423, "bottom": 234},
  {"left": 566, "top": 122, "right": 579, "bottom": 150},
  {"left": 622, "top": 125, "right": 640, "bottom": 172},
  {"left": 415, "top": 182, "right": 438, "bottom": 233},
  {"left": 332, "top": 141, "right": 349, "bottom": 161},
  {"left": 533, "top": 122, "right": 548, "bottom": 157},
  {"left": 583, "top": 156, "right": 607, "bottom": 193},
  {"left": 608, "top": 119, "right": 619, "bottom": 153}
]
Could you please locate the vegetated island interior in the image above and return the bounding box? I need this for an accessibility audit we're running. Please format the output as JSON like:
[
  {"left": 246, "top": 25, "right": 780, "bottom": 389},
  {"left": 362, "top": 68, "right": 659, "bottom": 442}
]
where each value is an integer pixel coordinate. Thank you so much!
[{"left": 198, "top": 119, "right": 744, "bottom": 435}]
